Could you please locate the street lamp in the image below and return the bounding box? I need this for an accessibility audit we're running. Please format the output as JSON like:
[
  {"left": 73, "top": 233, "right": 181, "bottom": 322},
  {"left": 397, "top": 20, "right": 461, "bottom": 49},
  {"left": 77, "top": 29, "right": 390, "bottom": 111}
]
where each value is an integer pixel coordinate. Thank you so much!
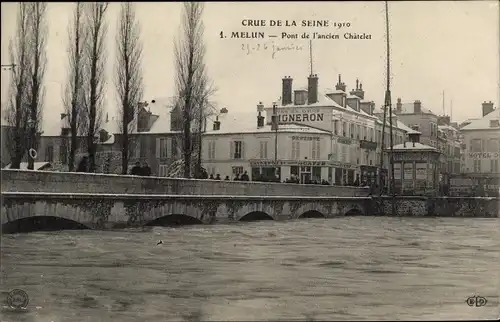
[
  {"left": 272, "top": 102, "right": 279, "bottom": 179},
  {"left": 26, "top": 117, "right": 37, "bottom": 170}
]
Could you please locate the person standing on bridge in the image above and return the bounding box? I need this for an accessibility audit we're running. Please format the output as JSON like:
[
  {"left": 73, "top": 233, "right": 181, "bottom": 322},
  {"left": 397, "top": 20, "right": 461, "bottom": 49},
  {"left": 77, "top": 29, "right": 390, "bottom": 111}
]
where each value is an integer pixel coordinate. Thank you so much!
[
  {"left": 141, "top": 162, "right": 151, "bottom": 176},
  {"left": 76, "top": 156, "right": 89, "bottom": 173},
  {"left": 130, "top": 162, "right": 142, "bottom": 175}
]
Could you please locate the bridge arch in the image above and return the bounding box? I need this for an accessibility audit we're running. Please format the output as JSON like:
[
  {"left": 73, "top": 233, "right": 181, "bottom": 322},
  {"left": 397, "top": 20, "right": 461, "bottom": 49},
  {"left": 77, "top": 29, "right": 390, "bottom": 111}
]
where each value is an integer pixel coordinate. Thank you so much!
[
  {"left": 299, "top": 210, "right": 326, "bottom": 219},
  {"left": 344, "top": 208, "right": 364, "bottom": 216},
  {"left": 239, "top": 211, "right": 274, "bottom": 222},
  {"left": 2, "top": 216, "right": 91, "bottom": 234},
  {"left": 144, "top": 214, "right": 203, "bottom": 227}
]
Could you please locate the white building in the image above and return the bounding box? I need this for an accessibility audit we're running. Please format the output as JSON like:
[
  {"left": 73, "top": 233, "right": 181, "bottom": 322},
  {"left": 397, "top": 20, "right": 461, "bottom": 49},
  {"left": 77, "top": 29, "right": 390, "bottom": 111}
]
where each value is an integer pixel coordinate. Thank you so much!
[
  {"left": 460, "top": 102, "right": 499, "bottom": 174},
  {"left": 202, "top": 74, "right": 415, "bottom": 185}
]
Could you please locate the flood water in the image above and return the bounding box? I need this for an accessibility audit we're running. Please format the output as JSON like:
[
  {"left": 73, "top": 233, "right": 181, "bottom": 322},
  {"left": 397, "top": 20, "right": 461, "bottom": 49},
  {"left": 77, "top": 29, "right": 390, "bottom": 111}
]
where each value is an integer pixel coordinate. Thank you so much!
[{"left": 1, "top": 217, "right": 499, "bottom": 321}]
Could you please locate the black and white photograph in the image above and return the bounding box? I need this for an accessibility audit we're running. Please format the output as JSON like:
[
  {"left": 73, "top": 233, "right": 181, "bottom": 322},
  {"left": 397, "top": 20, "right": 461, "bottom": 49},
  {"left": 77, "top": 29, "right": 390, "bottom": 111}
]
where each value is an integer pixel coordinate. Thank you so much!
[{"left": 1, "top": 1, "right": 499, "bottom": 321}]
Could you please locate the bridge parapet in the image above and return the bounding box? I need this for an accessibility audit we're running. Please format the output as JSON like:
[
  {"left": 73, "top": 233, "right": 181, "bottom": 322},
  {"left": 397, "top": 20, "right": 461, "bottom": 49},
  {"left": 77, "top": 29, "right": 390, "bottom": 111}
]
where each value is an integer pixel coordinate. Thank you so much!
[
  {"left": 1, "top": 192, "right": 368, "bottom": 232},
  {"left": 375, "top": 196, "right": 499, "bottom": 218},
  {"left": 1, "top": 170, "right": 369, "bottom": 197}
]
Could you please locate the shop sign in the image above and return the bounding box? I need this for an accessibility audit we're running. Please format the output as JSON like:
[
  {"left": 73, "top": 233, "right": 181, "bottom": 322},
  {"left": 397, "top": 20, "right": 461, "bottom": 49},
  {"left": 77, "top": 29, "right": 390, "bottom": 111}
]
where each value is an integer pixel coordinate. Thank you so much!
[
  {"left": 249, "top": 159, "right": 327, "bottom": 167},
  {"left": 292, "top": 136, "right": 320, "bottom": 141},
  {"left": 393, "top": 152, "right": 428, "bottom": 161},
  {"left": 337, "top": 137, "right": 352, "bottom": 145}
]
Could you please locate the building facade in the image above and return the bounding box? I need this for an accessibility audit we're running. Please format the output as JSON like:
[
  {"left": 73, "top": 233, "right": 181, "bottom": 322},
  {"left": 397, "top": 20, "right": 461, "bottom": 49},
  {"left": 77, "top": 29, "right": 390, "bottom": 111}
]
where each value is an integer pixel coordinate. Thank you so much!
[
  {"left": 387, "top": 132, "right": 440, "bottom": 195},
  {"left": 36, "top": 98, "right": 181, "bottom": 175},
  {"left": 202, "top": 74, "right": 414, "bottom": 186},
  {"left": 451, "top": 102, "right": 500, "bottom": 196}
]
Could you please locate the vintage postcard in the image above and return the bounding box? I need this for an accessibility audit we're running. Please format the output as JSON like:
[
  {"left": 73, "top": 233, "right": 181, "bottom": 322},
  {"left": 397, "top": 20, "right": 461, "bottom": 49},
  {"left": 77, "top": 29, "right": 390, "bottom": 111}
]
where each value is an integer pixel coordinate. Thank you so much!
[{"left": 1, "top": 1, "right": 499, "bottom": 321}]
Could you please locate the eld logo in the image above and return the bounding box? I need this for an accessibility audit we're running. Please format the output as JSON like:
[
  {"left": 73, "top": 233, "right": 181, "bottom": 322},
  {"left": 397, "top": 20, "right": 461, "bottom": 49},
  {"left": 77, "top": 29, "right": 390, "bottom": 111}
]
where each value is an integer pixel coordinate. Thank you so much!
[
  {"left": 466, "top": 296, "right": 487, "bottom": 307},
  {"left": 6, "top": 289, "right": 29, "bottom": 310}
]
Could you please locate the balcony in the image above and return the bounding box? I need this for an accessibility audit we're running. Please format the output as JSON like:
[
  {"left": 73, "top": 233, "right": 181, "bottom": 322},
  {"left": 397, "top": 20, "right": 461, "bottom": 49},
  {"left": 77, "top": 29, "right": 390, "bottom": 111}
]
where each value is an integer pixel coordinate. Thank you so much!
[
  {"left": 338, "top": 137, "right": 352, "bottom": 145},
  {"left": 360, "top": 140, "right": 377, "bottom": 150}
]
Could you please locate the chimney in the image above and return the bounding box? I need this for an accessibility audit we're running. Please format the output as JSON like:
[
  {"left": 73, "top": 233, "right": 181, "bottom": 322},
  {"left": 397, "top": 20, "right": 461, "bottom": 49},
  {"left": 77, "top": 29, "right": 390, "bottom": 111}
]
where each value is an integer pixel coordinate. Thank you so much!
[
  {"left": 213, "top": 115, "right": 221, "bottom": 131},
  {"left": 396, "top": 98, "right": 402, "bottom": 112},
  {"left": 335, "top": 74, "right": 346, "bottom": 92},
  {"left": 414, "top": 100, "right": 422, "bottom": 113},
  {"left": 282, "top": 76, "right": 293, "bottom": 106},
  {"left": 349, "top": 78, "right": 365, "bottom": 100},
  {"left": 482, "top": 101, "right": 494, "bottom": 117},
  {"left": 257, "top": 102, "right": 265, "bottom": 128},
  {"left": 307, "top": 74, "right": 318, "bottom": 104}
]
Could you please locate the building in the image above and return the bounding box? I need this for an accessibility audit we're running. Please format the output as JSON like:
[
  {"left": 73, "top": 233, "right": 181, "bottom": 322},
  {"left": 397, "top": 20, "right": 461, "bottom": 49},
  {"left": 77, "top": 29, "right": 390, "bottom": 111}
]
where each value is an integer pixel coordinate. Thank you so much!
[
  {"left": 392, "top": 98, "right": 464, "bottom": 185},
  {"left": 202, "top": 74, "right": 414, "bottom": 185},
  {"left": 452, "top": 101, "right": 499, "bottom": 196},
  {"left": 387, "top": 132, "right": 440, "bottom": 195},
  {"left": 36, "top": 98, "right": 181, "bottom": 175}
]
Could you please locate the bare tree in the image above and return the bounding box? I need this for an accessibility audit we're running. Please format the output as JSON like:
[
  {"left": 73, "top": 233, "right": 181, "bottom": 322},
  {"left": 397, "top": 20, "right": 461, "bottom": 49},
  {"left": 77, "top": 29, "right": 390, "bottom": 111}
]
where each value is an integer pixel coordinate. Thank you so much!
[
  {"left": 115, "top": 2, "right": 143, "bottom": 175},
  {"left": 173, "top": 2, "right": 214, "bottom": 178},
  {"left": 192, "top": 76, "right": 217, "bottom": 177},
  {"left": 82, "top": 2, "right": 108, "bottom": 172},
  {"left": 62, "top": 2, "right": 87, "bottom": 171},
  {"left": 5, "top": 3, "right": 31, "bottom": 169}
]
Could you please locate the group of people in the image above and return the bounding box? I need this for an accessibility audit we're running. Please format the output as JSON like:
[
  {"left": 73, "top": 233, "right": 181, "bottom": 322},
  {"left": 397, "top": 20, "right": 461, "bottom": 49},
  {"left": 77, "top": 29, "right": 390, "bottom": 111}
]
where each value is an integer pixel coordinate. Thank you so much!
[
  {"left": 76, "top": 156, "right": 152, "bottom": 176},
  {"left": 204, "top": 171, "right": 251, "bottom": 181},
  {"left": 130, "top": 162, "right": 151, "bottom": 176}
]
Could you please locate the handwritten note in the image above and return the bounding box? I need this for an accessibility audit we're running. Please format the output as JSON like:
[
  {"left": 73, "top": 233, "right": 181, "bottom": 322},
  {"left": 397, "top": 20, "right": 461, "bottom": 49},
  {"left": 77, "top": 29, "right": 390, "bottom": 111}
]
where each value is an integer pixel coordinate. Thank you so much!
[{"left": 241, "top": 42, "right": 304, "bottom": 59}]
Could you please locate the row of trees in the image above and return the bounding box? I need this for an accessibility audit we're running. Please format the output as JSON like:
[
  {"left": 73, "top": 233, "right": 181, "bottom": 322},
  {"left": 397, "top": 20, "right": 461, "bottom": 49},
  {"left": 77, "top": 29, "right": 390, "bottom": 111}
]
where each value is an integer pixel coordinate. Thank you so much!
[{"left": 5, "top": 2, "right": 214, "bottom": 178}]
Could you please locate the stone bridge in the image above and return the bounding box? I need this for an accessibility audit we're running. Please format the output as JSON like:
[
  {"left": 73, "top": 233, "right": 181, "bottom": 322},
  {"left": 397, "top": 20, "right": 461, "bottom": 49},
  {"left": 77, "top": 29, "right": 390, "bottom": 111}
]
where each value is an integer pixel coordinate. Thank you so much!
[
  {"left": 1, "top": 170, "right": 498, "bottom": 233},
  {"left": 1, "top": 192, "right": 369, "bottom": 233}
]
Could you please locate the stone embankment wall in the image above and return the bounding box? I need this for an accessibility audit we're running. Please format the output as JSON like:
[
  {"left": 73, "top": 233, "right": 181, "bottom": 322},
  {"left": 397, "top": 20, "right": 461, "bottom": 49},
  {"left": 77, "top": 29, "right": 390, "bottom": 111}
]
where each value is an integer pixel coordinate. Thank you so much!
[
  {"left": 374, "top": 196, "right": 499, "bottom": 218},
  {"left": 1, "top": 170, "right": 370, "bottom": 197}
]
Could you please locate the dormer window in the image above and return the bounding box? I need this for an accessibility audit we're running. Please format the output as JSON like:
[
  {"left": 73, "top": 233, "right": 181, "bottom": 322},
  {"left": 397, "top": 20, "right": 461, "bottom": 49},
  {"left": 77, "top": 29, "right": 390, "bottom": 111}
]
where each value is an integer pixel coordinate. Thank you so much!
[{"left": 490, "top": 119, "right": 499, "bottom": 128}]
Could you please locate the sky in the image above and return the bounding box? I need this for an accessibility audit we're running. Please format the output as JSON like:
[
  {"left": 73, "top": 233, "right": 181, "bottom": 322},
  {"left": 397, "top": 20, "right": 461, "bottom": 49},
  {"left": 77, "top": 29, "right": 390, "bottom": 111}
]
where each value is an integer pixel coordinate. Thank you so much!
[{"left": 1, "top": 1, "right": 499, "bottom": 132}]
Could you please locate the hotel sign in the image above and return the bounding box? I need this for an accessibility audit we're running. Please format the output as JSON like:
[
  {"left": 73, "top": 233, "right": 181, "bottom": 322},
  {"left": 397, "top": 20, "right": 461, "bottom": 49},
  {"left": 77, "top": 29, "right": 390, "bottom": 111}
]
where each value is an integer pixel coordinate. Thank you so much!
[{"left": 468, "top": 152, "right": 500, "bottom": 159}]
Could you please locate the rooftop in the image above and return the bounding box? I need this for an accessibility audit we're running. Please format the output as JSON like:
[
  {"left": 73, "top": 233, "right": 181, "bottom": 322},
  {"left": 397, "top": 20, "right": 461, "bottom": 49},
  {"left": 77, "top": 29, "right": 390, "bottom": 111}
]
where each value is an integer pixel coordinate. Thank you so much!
[
  {"left": 205, "top": 111, "right": 330, "bottom": 135},
  {"left": 460, "top": 108, "right": 499, "bottom": 131}
]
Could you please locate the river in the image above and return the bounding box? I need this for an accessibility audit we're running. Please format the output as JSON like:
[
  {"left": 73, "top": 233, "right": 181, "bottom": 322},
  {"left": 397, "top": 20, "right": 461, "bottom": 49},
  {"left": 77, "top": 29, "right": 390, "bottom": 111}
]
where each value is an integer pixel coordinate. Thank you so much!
[{"left": 1, "top": 217, "right": 499, "bottom": 321}]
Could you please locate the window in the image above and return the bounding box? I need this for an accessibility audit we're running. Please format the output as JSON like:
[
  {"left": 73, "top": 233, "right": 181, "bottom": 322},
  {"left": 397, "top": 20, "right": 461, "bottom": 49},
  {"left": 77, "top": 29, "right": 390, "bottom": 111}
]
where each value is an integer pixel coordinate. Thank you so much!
[
  {"left": 311, "top": 140, "right": 320, "bottom": 159},
  {"left": 45, "top": 145, "right": 54, "bottom": 162},
  {"left": 343, "top": 122, "right": 347, "bottom": 137},
  {"left": 491, "top": 160, "right": 498, "bottom": 173},
  {"left": 232, "top": 166, "right": 244, "bottom": 175},
  {"left": 208, "top": 141, "right": 216, "bottom": 159},
  {"left": 230, "top": 141, "right": 243, "bottom": 159},
  {"left": 470, "top": 139, "right": 482, "bottom": 152},
  {"left": 487, "top": 139, "right": 499, "bottom": 153},
  {"left": 333, "top": 120, "right": 339, "bottom": 135},
  {"left": 59, "top": 140, "right": 68, "bottom": 165},
  {"left": 341, "top": 145, "right": 347, "bottom": 163},
  {"left": 158, "top": 164, "right": 169, "bottom": 177},
  {"left": 134, "top": 140, "right": 141, "bottom": 159},
  {"left": 159, "top": 138, "right": 168, "bottom": 158},
  {"left": 473, "top": 160, "right": 481, "bottom": 173},
  {"left": 350, "top": 124, "right": 355, "bottom": 138},
  {"left": 356, "top": 125, "right": 360, "bottom": 139},
  {"left": 292, "top": 141, "right": 300, "bottom": 159},
  {"left": 259, "top": 141, "right": 268, "bottom": 159}
]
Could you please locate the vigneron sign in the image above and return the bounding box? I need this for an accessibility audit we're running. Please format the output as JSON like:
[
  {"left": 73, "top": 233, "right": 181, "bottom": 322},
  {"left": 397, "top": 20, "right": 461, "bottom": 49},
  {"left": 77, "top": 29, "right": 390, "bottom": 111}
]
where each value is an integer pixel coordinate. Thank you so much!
[{"left": 276, "top": 108, "right": 325, "bottom": 123}]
